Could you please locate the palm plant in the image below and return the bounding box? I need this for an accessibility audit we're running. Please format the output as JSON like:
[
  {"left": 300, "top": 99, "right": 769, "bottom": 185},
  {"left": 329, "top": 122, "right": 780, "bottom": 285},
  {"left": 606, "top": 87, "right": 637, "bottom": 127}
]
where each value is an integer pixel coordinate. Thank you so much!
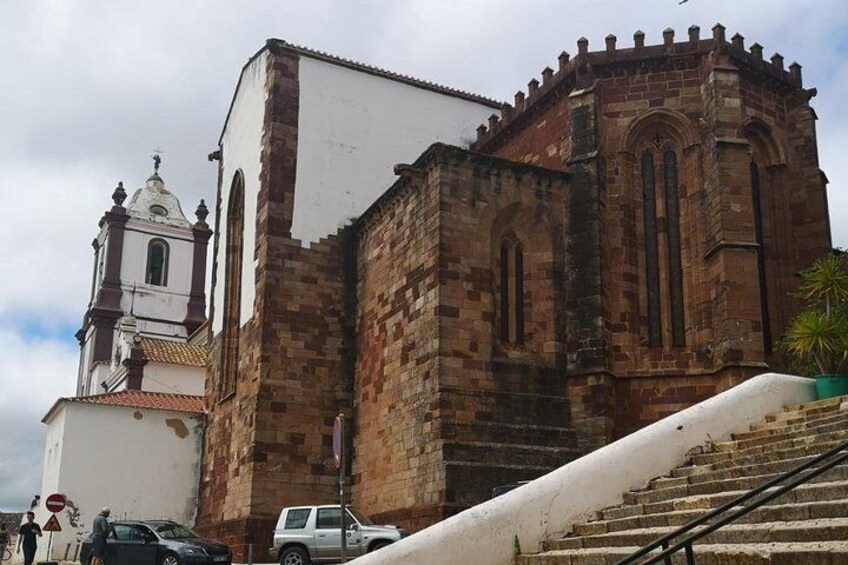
[{"left": 785, "top": 252, "right": 848, "bottom": 375}]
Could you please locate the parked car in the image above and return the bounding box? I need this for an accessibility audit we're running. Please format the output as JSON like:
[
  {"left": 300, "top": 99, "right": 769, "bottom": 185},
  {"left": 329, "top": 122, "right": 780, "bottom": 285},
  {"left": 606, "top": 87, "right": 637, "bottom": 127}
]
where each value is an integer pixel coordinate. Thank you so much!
[
  {"left": 80, "top": 520, "right": 231, "bottom": 565},
  {"left": 272, "top": 505, "right": 406, "bottom": 564}
]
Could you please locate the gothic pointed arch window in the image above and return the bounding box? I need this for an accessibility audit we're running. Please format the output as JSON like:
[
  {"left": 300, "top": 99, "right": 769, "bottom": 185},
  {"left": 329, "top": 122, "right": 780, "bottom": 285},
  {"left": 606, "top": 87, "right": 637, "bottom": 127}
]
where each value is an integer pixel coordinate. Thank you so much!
[
  {"left": 145, "top": 239, "right": 169, "bottom": 287},
  {"left": 640, "top": 133, "right": 685, "bottom": 347},
  {"left": 749, "top": 160, "right": 771, "bottom": 354},
  {"left": 741, "top": 119, "right": 787, "bottom": 357},
  {"left": 498, "top": 236, "right": 524, "bottom": 345},
  {"left": 220, "top": 170, "right": 245, "bottom": 400}
]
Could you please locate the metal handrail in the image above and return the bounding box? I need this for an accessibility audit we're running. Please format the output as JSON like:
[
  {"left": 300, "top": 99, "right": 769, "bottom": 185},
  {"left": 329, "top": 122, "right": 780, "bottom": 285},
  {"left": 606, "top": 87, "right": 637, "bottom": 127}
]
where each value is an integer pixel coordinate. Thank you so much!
[{"left": 614, "top": 437, "right": 848, "bottom": 565}]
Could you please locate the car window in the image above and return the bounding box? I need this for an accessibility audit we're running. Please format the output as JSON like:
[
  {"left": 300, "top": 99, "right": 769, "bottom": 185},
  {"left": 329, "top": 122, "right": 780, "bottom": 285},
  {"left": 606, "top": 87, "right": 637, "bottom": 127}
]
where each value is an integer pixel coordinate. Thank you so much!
[
  {"left": 130, "top": 525, "right": 153, "bottom": 541},
  {"left": 155, "top": 524, "right": 199, "bottom": 539},
  {"left": 284, "top": 509, "right": 311, "bottom": 530},
  {"left": 316, "top": 508, "right": 341, "bottom": 529},
  {"left": 111, "top": 525, "right": 133, "bottom": 541}
]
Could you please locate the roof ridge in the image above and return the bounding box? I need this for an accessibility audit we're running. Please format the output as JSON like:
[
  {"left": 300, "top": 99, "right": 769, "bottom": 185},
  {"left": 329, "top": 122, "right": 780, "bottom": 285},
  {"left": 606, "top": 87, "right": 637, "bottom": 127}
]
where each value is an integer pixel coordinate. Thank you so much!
[
  {"left": 80, "top": 389, "right": 203, "bottom": 399},
  {"left": 42, "top": 390, "right": 205, "bottom": 423},
  {"left": 268, "top": 39, "right": 503, "bottom": 108}
]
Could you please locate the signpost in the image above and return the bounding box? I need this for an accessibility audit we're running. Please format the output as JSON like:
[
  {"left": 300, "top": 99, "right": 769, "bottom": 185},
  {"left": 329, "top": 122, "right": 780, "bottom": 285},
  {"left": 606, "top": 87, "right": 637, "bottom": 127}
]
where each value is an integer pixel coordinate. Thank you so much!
[
  {"left": 334, "top": 414, "right": 346, "bottom": 564},
  {"left": 43, "top": 493, "right": 66, "bottom": 560}
]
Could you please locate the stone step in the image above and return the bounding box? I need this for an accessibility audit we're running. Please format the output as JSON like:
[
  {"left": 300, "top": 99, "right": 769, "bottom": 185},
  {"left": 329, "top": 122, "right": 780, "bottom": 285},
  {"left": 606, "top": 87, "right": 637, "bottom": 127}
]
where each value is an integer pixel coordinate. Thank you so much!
[
  {"left": 518, "top": 542, "right": 848, "bottom": 565},
  {"left": 524, "top": 397, "right": 848, "bottom": 565},
  {"left": 784, "top": 395, "right": 848, "bottom": 414},
  {"left": 671, "top": 448, "right": 844, "bottom": 479},
  {"left": 707, "top": 439, "right": 848, "bottom": 475},
  {"left": 439, "top": 420, "right": 578, "bottom": 448},
  {"left": 732, "top": 408, "right": 848, "bottom": 442},
  {"left": 574, "top": 498, "right": 848, "bottom": 536},
  {"left": 666, "top": 452, "right": 848, "bottom": 489},
  {"left": 624, "top": 465, "right": 848, "bottom": 506},
  {"left": 601, "top": 479, "right": 848, "bottom": 521},
  {"left": 691, "top": 431, "right": 848, "bottom": 466},
  {"left": 717, "top": 411, "right": 848, "bottom": 452},
  {"left": 549, "top": 517, "right": 848, "bottom": 551},
  {"left": 749, "top": 401, "right": 846, "bottom": 431}
]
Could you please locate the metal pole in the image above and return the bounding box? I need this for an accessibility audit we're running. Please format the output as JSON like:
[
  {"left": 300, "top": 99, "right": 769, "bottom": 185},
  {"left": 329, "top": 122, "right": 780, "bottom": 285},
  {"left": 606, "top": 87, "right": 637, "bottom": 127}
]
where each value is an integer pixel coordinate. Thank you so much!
[
  {"left": 64, "top": 543, "right": 70, "bottom": 560},
  {"left": 47, "top": 530, "right": 53, "bottom": 561},
  {"left": 339, "top": 414, "right": 347, "bottom": 564},
  {"left": 248, "top": 543, "right": 254, "bottom": 565}
]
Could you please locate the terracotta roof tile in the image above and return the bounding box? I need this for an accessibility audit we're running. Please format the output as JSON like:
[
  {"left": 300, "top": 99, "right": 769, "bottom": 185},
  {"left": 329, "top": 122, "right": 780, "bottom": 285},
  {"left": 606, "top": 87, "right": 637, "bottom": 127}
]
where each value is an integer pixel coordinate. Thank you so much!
[
  {"left": 42, "top": 391, "right": 204, "bottom": 423},
  {"left": 141, "top": 338, "right": 206, "bottom": 367}
]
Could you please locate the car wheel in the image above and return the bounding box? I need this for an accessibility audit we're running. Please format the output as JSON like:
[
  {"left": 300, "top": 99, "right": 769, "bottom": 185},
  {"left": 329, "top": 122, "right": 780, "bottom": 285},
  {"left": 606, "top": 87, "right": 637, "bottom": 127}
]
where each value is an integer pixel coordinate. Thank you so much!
[
  {"left": 160, "top": 553, "right": 182, "bottom": 565},
  {"left": 280, "top": 546, "right": 310, "bottom": 565},
  {"left": 370, "top": 540, "right": 392, "bottom": 552}
]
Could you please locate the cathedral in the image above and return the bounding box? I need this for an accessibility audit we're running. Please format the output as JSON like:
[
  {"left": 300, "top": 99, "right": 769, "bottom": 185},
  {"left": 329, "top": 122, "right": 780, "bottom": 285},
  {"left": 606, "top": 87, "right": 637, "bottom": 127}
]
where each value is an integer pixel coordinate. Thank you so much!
[{"left": 195, "top": 26, "right": 831, "bottom": 558}]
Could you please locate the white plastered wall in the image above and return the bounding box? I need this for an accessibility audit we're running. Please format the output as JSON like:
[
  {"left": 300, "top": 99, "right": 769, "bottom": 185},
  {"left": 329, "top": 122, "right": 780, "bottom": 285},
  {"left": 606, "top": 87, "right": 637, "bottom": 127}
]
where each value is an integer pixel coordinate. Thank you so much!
[
  {"left": 141, "top": 362, "right": 205, "bottom": 396},
  {"left": 293, "top": 57, "right": 496, "bottom": 244},
  {"left": 213, "top": 51, "right": 267, "bottom": 333},
  {"left": 213, "top": 48, "right": 497, "bottom": 333},
  {"left": 35, "top": 402, "right": 204, "bottom": 562}
]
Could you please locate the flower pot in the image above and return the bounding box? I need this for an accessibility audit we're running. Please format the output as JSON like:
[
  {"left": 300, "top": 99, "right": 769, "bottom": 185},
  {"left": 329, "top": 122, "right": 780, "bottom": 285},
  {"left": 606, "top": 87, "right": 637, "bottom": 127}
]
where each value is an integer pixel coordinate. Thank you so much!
[{"left": 814, "top": 374, "right": 848, "bottom": 400}]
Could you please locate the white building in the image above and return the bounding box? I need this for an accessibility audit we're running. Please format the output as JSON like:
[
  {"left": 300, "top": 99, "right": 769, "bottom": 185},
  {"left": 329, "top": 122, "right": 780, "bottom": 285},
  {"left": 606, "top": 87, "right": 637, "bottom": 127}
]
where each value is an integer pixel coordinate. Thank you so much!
[
  {"left": 33, "top": 162, "right": 211, "bottom": 562},
  {"left": 34, "top": 391, "right": 204, "bottom": 562}
]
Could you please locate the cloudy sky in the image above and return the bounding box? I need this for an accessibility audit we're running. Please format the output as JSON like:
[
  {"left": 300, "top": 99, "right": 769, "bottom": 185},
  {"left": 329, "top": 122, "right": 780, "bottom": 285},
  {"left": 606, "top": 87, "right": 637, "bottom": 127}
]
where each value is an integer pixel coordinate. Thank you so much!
[{"left": 1, "top": 0, "right": 847, "bottom": 512}]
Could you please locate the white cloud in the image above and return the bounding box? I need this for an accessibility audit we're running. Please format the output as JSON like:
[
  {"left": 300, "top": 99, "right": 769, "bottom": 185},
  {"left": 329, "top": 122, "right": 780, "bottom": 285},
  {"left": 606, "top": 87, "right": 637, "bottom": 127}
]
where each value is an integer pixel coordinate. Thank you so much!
[{"left": 0, "top": 329, "right": 76, "bottom": 511}]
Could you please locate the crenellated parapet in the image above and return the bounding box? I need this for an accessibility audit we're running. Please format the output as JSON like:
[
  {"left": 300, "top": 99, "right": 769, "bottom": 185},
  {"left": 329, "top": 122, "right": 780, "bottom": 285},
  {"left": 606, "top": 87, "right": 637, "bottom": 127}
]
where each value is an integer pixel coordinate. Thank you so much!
[{"left": 472, "top": 23, "right": 805, "bottom": 152}]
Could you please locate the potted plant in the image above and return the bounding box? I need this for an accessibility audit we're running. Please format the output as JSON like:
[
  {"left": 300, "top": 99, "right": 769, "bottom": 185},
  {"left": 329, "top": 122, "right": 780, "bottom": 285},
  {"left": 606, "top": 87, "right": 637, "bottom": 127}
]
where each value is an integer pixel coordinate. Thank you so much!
[{"left": 785, "top": 252, "right": 848, "bottom": 399}]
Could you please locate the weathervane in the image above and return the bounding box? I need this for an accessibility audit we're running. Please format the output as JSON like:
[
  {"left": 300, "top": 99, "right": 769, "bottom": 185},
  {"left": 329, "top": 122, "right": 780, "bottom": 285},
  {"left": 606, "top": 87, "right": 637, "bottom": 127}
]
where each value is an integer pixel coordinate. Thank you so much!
[{"left": 151, "top": 147, "right": 164, "bottom": 174}]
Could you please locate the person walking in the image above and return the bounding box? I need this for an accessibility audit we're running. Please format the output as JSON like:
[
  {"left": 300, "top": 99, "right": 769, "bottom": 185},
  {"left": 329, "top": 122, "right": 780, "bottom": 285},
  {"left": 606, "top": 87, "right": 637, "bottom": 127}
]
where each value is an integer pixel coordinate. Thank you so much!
[
  {"left": 15, "top": 512, "right": 41, "bottom": 565},
  {"left": 0, "top": 524, "right": 9, "bottom": 562},
  {"left": 90, "top": 507, "right": 111, "bottom": 565}
]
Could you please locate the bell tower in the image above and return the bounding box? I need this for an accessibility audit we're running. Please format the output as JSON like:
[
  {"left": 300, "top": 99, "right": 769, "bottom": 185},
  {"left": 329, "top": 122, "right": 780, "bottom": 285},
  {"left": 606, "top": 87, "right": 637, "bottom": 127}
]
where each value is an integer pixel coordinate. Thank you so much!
[{"left": 75, "top": 157, "right": 212, "bottom": 396}]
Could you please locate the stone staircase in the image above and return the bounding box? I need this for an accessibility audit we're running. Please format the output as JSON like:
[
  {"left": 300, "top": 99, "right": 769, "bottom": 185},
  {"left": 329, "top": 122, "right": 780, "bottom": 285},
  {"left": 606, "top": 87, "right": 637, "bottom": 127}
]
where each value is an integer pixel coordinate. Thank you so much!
[{"left": 518, "top": 395, "right": 848, "bottom": 564}]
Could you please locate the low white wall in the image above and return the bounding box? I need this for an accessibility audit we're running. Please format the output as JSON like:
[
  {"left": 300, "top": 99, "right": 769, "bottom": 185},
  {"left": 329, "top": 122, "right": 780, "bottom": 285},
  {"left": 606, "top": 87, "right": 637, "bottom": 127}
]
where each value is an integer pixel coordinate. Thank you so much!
[
  {"left": 353, "top": 373, "right": 815, "bottom": 565},
  {"left": 35, "top": 402, "right": 204, "bottom": 562}
]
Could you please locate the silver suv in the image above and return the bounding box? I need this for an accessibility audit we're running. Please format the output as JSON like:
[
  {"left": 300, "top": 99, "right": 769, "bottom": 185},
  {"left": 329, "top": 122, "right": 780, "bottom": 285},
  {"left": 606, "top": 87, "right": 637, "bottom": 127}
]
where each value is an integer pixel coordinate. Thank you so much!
[{"left": 272, "top": 505, "right": 406, "bottom": 564}]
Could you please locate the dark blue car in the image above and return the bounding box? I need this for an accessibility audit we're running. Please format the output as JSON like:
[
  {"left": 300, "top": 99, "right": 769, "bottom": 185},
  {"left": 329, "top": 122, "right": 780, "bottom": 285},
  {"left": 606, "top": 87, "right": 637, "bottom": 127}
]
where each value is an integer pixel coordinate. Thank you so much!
[{"left": 80, "top": 520, "right": 231, "bottom": 565}]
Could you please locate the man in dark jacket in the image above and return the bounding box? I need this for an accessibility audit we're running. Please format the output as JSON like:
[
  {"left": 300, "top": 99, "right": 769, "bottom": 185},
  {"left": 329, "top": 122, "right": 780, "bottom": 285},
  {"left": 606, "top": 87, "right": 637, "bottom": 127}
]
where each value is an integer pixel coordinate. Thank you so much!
[{"left": 16, "top": 512, "right": 41, "bottom": 565}]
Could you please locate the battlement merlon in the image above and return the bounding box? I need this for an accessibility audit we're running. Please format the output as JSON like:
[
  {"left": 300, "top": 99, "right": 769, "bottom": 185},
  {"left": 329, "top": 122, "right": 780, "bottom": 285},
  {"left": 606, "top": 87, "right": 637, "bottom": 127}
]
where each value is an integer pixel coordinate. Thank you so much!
[{"left": 471, "top": 23, "right": 808, "bottom": 152}]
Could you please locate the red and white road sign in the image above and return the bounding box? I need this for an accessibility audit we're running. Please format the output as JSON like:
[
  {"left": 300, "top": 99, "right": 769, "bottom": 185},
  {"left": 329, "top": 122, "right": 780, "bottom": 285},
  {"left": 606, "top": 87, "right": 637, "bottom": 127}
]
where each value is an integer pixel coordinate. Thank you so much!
[
  {"left": 45, "top": 493, "right": 66, "bottom": 513},
  {"left": 43, "top": 514, "right": 62, "bottom": 532}
]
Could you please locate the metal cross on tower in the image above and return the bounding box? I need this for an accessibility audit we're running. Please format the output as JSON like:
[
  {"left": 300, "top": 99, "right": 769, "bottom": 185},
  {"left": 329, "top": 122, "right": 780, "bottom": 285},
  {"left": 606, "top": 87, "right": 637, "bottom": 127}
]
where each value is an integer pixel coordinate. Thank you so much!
[{"left": 151, "top": 147, "right": 164, "bottom": 173}]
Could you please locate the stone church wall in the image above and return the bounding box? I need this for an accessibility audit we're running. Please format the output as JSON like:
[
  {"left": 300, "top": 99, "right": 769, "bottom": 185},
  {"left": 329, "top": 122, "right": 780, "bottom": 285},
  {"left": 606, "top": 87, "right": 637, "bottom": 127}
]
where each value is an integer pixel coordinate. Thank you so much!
[
  {"left": 473, "top": 27, "right": 830, "bottom": 439},
  {"left": 352, "top": 164, "right": 444, "bottom": 530}
]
